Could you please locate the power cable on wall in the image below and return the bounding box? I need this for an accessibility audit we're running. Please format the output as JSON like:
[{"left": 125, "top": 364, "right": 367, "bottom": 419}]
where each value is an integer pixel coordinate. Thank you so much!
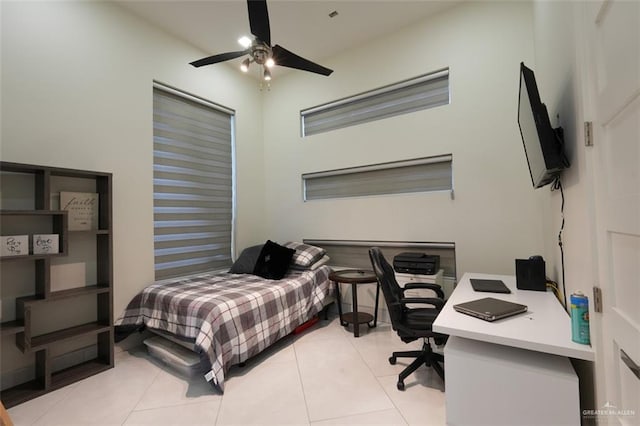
[{"left": 551, "top": 176, "right": 568, "bottom": 311}]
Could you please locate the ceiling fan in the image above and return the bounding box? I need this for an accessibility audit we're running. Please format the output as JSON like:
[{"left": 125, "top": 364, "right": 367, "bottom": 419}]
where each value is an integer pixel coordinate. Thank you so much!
[{"left": 190, "top": 0, "right": 334, "bottom": 80}]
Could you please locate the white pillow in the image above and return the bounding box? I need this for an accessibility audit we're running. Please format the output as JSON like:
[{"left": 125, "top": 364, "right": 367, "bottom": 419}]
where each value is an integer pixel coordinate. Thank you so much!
[{"left": 290, "top": 254, "right": 330, "bottom": 271}]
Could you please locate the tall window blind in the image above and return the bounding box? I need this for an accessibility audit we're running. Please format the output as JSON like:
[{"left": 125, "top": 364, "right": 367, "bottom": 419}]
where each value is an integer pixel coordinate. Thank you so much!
[
  {"left": 301, "top": 68, "right": 449, "bottom": 136},
  {"left": 302, "top": 155, "right": 453, "bottom": 201},
  {"left": 153, "top": 84, "right": 235, "bottom": 280}
]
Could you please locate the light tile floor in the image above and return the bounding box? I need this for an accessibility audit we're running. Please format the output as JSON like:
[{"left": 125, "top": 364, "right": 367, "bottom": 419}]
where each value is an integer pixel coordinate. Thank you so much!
[{"left": 8, "top": 315, "right": 446, "bottom": 425}]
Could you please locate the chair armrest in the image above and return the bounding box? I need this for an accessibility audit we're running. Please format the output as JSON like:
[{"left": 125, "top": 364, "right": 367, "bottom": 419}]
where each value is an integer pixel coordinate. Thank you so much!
[
  {"left": 400, "top": 297, "right": 445, "bottom": 310},
  {"left": 402, "top": 282, "right": 445, "bottom": 299}
]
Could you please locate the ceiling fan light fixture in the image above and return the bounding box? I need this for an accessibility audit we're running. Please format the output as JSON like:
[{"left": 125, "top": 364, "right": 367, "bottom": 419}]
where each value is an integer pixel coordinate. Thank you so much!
[
  {"left": 240, "top": 58, "right": 251, "bottom": 72},
  {"left": 238, "top": 36, "right": 252, "bottom": 48},
  {"left": 189, "top": 0, "right": 333, "bottom": 78}
]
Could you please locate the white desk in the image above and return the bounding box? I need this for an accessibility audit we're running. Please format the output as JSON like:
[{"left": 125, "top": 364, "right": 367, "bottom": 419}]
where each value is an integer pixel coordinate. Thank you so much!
[{"left": 433, "top": 273, "right": 594, "bottom": 425}]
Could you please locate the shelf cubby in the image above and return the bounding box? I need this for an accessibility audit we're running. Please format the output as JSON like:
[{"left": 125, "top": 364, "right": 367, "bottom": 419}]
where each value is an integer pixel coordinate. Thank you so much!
[
  {"left": 18, "top": 322, "right": 111, "bottom": 353},
  {"left": 0, "top": 320, "right": 25, "bottom": 337},
  {"left": 0, "top": 210, "right": 68, "bottom": 261}
]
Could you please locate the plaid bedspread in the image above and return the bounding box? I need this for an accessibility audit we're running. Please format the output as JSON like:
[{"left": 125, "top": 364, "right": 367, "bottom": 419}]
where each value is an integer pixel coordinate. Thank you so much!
[{"left": 115, "top": 266, "right": 333, "bottom": 391}]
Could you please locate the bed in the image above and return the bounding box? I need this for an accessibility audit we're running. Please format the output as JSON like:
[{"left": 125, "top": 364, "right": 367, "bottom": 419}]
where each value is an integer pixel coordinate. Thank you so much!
[{"left": 114, "top": 241, "right": 333, "bottom": 391}]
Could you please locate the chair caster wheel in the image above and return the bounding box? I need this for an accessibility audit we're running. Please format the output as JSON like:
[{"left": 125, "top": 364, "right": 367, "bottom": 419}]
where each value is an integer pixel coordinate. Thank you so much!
[
  {"left": 397, "top": 381, "right": 405, "bottom": 391},
  {"left": 389, "top": 356, "right": 396, "bottom": 365}
]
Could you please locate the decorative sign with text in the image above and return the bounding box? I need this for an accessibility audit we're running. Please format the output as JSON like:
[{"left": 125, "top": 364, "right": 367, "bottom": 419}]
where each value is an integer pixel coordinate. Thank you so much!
[
  {"left": 0, "top": 235, "right": 28, "bottom": 256},
  {"left": 33, "top": 234, "right": 59, "bottom": 254},
  {"left": 60, "top": 192, "right": 99, "bottom": 231}
]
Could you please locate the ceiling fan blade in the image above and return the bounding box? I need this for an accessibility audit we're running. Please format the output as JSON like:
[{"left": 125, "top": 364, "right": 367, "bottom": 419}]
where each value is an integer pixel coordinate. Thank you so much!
[
  {"left": 189, "top": 50, "right": 249, "bottom": 68},
  {"left": 272, "top": 45, "right": 333, "bottom": 76},
  {"left": 247, "top": 0, "right": 271, "bottom": 45}
]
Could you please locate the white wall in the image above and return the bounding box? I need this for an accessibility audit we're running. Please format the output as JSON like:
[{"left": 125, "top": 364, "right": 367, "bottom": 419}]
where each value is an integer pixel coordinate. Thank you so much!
[
  {"left": 262, "top": 1, "right": 542, "bottom": 278},
  {"left": 531, "top": 1, "right": 594, "bottom": 307},
  {"left": 531, "top": 0, "right": 597, "bottom": 410},
  {"left": 0, "top": 1, "right": 266, "bottom": 317}
]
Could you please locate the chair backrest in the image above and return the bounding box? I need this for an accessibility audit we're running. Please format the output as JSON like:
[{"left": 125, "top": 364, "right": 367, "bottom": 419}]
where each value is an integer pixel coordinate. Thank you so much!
[{"left": 369, "top": 247, "right": 406, "bottom": 327}]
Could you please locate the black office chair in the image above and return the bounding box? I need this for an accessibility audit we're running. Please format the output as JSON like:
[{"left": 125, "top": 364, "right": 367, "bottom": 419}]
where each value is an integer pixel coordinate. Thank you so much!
[{"left": 368, "top": 247, "right": 447, "bottom": 390}]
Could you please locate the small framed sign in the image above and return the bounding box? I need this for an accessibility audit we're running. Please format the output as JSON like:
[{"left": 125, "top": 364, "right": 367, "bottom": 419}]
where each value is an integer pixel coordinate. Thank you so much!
[
  {"left": 33, "top": 234, "right": 59, "bottom": 254},
  {"left": 60, "top": 192, "right": 99, "bottom": 231},
  {"left": 1, "top": 235, "right": 29, "bottom": 257}
]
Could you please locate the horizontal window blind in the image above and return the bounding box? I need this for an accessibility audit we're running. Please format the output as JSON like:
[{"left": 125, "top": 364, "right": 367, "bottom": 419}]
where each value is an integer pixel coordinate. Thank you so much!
[
  {"left": 301, "top": 69, "right": 449, "bottom": 136},
  {"left": 303, "top": 155, "right": 452, "bottom": 201},
  {"left": 153, "top": 84, "right": 234, "bottom": 280}
]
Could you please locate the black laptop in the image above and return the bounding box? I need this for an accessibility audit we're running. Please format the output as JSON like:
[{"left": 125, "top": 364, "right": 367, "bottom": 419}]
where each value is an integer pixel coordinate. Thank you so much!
[
  {"left": 470, "top": 278, "right": 511, "bottom": 294},
  {"left": 453, "top": 297, "right": 528, "bottom": 322}
]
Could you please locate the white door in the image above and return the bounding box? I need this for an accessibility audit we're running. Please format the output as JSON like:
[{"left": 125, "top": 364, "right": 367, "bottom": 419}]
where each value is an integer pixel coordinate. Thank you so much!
[{"left": 581, "top": 1, "right": 640, "bottom": 423}]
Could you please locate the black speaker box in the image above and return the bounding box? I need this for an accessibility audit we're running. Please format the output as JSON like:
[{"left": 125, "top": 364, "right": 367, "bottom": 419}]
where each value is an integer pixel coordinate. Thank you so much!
[{"left": 516, "top": 258, "right": 546, "bottom": 291}]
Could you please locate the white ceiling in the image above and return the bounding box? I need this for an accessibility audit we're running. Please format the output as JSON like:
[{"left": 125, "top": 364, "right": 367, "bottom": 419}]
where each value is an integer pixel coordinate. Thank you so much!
[{"left": 117, "top": 0, "right": 462, "bottom": 77}]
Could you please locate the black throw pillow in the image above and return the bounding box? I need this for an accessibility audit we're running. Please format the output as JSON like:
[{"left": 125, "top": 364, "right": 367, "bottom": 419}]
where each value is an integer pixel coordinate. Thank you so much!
[
  {"left": 229, "top": 244, "right": 265, "bottom": 274},
  {"left": 252, "top": 240, "right": 296, "bottom": 280}
]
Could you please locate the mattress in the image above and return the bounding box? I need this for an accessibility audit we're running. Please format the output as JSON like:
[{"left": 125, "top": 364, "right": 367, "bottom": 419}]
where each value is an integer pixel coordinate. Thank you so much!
[{"left": 144, "top": 335, "right": 205, "bottom": 378}]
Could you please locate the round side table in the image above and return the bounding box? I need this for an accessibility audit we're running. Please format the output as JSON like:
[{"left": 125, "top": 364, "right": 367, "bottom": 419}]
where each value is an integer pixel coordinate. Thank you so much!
[{"left": 329, "top": 269, "right": 380, "bottom": 337}]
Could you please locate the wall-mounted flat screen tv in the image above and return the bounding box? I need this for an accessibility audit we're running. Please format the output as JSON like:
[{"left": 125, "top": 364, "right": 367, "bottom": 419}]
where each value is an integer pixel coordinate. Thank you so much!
[{"left": 518, "top": 62, "right": 569, "bottom": 188}]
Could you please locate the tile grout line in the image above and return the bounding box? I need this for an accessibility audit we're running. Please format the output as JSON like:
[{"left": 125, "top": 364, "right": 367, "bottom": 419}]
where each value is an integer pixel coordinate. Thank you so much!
[
  {"left": 347, "top": 322, "right": 412, "bottom": 426},
  {"left": 119, "top": 350, "right": 164, "bottom": 425},
  {"left": 292, "top": 319, "right": 318, "bottom": 426},
  {"left": 374, "top": 375, "right": 411, "bottom": 426}
]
